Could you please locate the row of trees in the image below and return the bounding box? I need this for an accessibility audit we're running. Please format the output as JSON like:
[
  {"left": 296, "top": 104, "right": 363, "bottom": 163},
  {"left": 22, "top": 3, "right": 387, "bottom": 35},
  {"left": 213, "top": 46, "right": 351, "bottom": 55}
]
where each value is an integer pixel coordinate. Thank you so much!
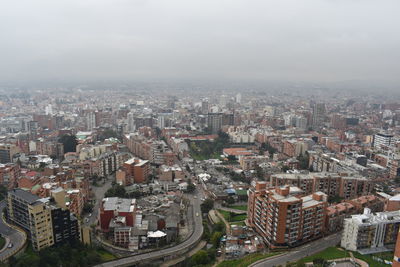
[{"left": 8, "top": 241, "right": 108, "bottom": 267}]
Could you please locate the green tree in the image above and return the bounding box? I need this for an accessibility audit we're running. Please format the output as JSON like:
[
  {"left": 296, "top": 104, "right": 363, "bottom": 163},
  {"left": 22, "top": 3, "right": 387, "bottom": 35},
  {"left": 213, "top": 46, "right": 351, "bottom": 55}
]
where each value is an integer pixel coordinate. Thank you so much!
[
  {"left": 59, "top": 134, "right": 78, "bottom": 153},
  {"left": 210, "top": 231, "right": 223, "bottom": 248},
  {"left": 201, "top": 198, "right": 214, "bottom": 214},
  {"left": 105, "top": 184, "right": 127, "bottom": 198},
  {"left": 190, "top": 250, "right": 210, "bottom": 265},
  {"left": 297, "top": 152, "right": 310, "bottom": 170},
  {"left": 187, "top": 181, "right": 196, "bottom": 193},
  {"left": 98, "top": 129, "right": 119, "bottom": 141},
  {"left": 226, "top": 196, "right": 235, "bottom": 205}
]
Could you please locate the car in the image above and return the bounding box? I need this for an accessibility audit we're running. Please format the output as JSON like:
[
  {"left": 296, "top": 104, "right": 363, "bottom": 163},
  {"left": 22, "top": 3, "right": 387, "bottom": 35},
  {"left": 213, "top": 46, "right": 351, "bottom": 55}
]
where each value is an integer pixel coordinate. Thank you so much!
[
  {"left": 85, "top": 218, "right": 89, "bottom": 223},
  {"left": 196, "top": 213, "right": 199, "bottom": 217},
  {"left": 194, "top": 196, "right": 197, "bottom": 199},
  {"left": 8, "top": 243, "right": 13, "bottom": 248},
  {"left": 88, "top": 213, "right": 92, "bottom": 217}
]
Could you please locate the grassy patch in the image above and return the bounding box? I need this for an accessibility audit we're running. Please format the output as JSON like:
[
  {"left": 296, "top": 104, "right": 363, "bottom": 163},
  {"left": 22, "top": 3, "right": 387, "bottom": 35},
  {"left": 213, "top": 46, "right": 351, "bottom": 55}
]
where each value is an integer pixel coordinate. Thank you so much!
[
  {"left": 97, "top": 248, "right": 117, "bottom": 261},
  {"left": 370, "top": 251, "right": 394, "bottom": 261},
  {"left": 231, "top": 214, "right": 247, "bottom": 221},
  {"left": 228, "top": 205, "right": 248, "bottom": 211},
  {"left": 218, "top": 210, "right": 247, "bottom": 223},
  {"left": 298, "top": 247, "right": 347, "bottom": 263},
  {"left": 298, "top": 247, "right": 390, "bottom": 267},
  {"left": 216, "top": 252, "right": 280, "bottom": 267},
  {"left": 229, "top": 221, "right": 246, "bottom": 226},
  {"left": 353, "top": 251, "right": 392, "bottom": 267},
  {"left": 218, "top": 210, "right": 230, "bottom": 221}
]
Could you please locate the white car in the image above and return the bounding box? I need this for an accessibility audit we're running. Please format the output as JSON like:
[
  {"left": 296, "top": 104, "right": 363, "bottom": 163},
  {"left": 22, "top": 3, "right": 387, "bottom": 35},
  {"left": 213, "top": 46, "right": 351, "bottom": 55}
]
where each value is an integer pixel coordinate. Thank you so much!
[{"left": 8, "top": 243, "right": 13, "bottom": 248}]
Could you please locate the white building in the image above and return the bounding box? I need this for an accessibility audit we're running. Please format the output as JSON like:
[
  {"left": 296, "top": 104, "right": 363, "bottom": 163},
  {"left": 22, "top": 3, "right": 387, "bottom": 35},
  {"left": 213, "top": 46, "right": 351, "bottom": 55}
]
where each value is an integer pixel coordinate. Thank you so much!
[
  {"left": 127, "top": 112, "right": 136, "bottom": 133},
  {"left": 341, "top": 208, "right": 400, "bottom": 254},
  {"left": 373, "top": 133, "right": 395, "bottom": 149}
]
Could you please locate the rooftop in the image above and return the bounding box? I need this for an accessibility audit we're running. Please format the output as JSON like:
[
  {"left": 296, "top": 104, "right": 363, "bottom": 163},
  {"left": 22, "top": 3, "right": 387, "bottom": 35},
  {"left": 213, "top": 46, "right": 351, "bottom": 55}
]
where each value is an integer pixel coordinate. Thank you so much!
[
  {"left": 9, "top": 188, "right": 39, "bottom": 204},
  {"left": 102, "top": 197, "right": 136, "bottom": 213}
]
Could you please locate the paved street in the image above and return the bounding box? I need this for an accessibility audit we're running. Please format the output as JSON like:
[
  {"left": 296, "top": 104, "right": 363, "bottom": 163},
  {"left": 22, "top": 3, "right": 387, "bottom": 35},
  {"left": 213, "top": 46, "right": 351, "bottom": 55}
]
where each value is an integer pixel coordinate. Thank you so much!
[
  {"left": 252, "top": 233, "right": 342, "bottom": 267},
  {"left": 0, "top": 201, "right": 26, "bottom": 261},
  {"left": 83, "top": 175, "right": 113, "bottom": 226},
  {"left": 95, "top": 190, "right": 203, "bottom": 267}
]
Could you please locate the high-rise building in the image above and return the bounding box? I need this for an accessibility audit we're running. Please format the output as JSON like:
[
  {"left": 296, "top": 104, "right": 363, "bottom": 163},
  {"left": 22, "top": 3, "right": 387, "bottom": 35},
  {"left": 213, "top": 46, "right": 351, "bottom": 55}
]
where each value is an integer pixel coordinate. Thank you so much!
[
  {"left": 235, "top": 93, "right": 242, "bottom": 104},
  {"left": 201, "top": 100, "right": 209, "bottom": 114},
  {"left": 86, "top": 111, "right": 96, "bottom": 131},
  {"left": 0, "top": 143, "right": 19, "bottom": 164},
  {"left": 27, "top": 120, "right": 39, "bottom": 139},
  {"left": 295, "top": 116, "right": 307, "bottom": 130},
  {"left": 312, "top": 103, "right": 326, "bottom": 128},
  {"left": 222, "top": 113, "right": 234, "bottom": 126},
  {"left": 373, "top": 133, "right": 394, "bottom": 149},
  {"left": 341, "top": 208, "right": 400, "bottom": 253},
  {"left": 123, "top": 157, "right": 150, "bottom": 184},
  {"left": 157, "top": 113, "right": 172, "bottom": 129},
  {"left": 207, "top": 113, "right": 223, "bottom": 134},
  {"left": 247, "top": 181, "right": 327, "bottom": 248},
  {"left": 7, "top": 189, "right": 80, "bottom": 251},
  {"left": 45, "top": 104, "right": 53, "bottom": 115},
  {"left": 126, "top": 111, "right": 135, "bottom": 132}
]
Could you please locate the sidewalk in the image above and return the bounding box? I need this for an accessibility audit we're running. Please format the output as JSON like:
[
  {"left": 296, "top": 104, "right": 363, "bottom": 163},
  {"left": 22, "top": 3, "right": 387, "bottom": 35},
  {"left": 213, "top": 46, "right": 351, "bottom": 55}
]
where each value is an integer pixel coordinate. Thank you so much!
[{"left": 215, "top": 210, "right": 231, "bottom": 234}]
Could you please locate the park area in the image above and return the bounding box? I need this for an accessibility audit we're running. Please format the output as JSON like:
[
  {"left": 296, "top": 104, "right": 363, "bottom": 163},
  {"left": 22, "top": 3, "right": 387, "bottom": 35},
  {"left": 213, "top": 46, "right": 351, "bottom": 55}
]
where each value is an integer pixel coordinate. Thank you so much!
[
  {"left": 298, "top": 246, "right": 393, "bottom": 267},
  {"left": 218, "top": 209, "right": 247, "bottom": 226}
]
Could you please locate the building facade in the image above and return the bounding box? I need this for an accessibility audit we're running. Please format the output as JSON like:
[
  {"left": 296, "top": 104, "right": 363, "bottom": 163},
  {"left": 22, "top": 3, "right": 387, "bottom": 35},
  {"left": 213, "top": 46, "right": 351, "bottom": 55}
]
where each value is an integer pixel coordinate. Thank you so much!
[
  {"left": 247, "top": 181, "right": 327, "bottom": 248},
  {"left": 341, "top": 208, "right": 400, "bottom": 253}
]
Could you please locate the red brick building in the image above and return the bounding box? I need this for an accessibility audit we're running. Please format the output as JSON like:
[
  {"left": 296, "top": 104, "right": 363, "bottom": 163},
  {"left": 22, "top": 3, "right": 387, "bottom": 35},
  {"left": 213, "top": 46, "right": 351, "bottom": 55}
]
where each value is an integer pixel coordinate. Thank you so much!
[
  {"left": 99, "top": 197, "right": 137, "bottom": 232},
  {"left": 247, "top": 181, "right": 327, "bottom": 248}
]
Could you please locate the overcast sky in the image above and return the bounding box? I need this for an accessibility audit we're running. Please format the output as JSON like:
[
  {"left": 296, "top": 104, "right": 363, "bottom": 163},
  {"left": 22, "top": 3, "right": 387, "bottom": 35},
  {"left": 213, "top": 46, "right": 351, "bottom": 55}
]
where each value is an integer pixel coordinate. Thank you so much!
[{"left": 0, "top": 0, "right": 399, "bottom": 85}]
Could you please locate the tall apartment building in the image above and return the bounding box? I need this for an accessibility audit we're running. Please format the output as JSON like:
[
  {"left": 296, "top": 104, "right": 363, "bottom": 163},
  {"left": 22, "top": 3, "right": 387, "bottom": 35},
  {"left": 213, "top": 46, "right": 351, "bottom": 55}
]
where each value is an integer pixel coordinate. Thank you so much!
[
  {"left": 201, "top": 100, "right": 209, "bottom": 114},
  {"left": 0, "top": 163, "right": 20, "bottom": 189},
  {"left": 123, "top": 157, "right": 150, "bottom": 184},
  {"left": 7, "top": 189, "right": 80, "bottom": 251},
  {"left": 0, "top": 143, "right": 19, "bottom": 164},
  {"left": 341, "top": 208, "right": 400, "bottom": 253},
  {"left": 270, "top": 172, "right": 372, "bottom": 199},
  {"left": 126, "top": 111, "right": 136, "bottom": 133},
  {"left": 207, "top": 113, "right": 223, "bottom": 134},
  {"left": 311, "top": 103, "right": 326, "bottom": 128},
  {"left": 373, "top": 133, "right": 395, "bottom": 149},
  {"left": 247, "top": 181, "right": 327, "bottom": 248}
]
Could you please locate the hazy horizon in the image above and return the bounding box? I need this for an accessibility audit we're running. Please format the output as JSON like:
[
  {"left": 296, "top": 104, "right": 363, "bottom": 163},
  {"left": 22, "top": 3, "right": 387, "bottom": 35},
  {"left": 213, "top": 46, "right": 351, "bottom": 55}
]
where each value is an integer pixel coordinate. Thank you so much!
[{"left": 1, "top": 0, "right": 399, "bottom": 86}]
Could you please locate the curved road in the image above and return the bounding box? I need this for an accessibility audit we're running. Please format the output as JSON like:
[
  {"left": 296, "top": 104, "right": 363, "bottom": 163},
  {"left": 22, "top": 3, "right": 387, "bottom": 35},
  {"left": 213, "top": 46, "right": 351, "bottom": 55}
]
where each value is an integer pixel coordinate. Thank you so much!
[
  {"left": 95, "top": 193, "right": 203, "bottom": 267},
  {"left": 0, "top": 200, "right": 26, "bottom": 261},
  {"left": 251, "top": 233, "right": 341, "bottom": 267}
]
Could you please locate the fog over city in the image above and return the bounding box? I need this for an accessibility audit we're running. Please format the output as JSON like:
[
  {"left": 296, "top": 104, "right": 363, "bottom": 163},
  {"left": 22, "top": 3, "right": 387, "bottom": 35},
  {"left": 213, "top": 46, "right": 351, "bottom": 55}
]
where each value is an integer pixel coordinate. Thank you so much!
[{"left": 1, "top": 0, "right": 400, "bottom": 86}]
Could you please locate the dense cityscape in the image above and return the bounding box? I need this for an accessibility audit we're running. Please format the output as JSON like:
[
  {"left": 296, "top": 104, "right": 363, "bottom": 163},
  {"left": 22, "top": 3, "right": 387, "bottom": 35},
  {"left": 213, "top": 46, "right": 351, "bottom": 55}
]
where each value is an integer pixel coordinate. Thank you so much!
[
  {"left": 0, "top": 86, "right": 398, "bottom": 267},
  {"left": 1, "top": 0, "right": 400, "bottom": 267}
]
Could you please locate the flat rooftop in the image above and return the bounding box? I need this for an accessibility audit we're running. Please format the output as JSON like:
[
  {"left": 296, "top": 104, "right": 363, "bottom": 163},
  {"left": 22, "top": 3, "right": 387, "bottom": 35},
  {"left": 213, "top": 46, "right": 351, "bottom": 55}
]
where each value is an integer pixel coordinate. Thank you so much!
[{"left": 9, "top": 188, "right": 39, "bottom": 204}]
